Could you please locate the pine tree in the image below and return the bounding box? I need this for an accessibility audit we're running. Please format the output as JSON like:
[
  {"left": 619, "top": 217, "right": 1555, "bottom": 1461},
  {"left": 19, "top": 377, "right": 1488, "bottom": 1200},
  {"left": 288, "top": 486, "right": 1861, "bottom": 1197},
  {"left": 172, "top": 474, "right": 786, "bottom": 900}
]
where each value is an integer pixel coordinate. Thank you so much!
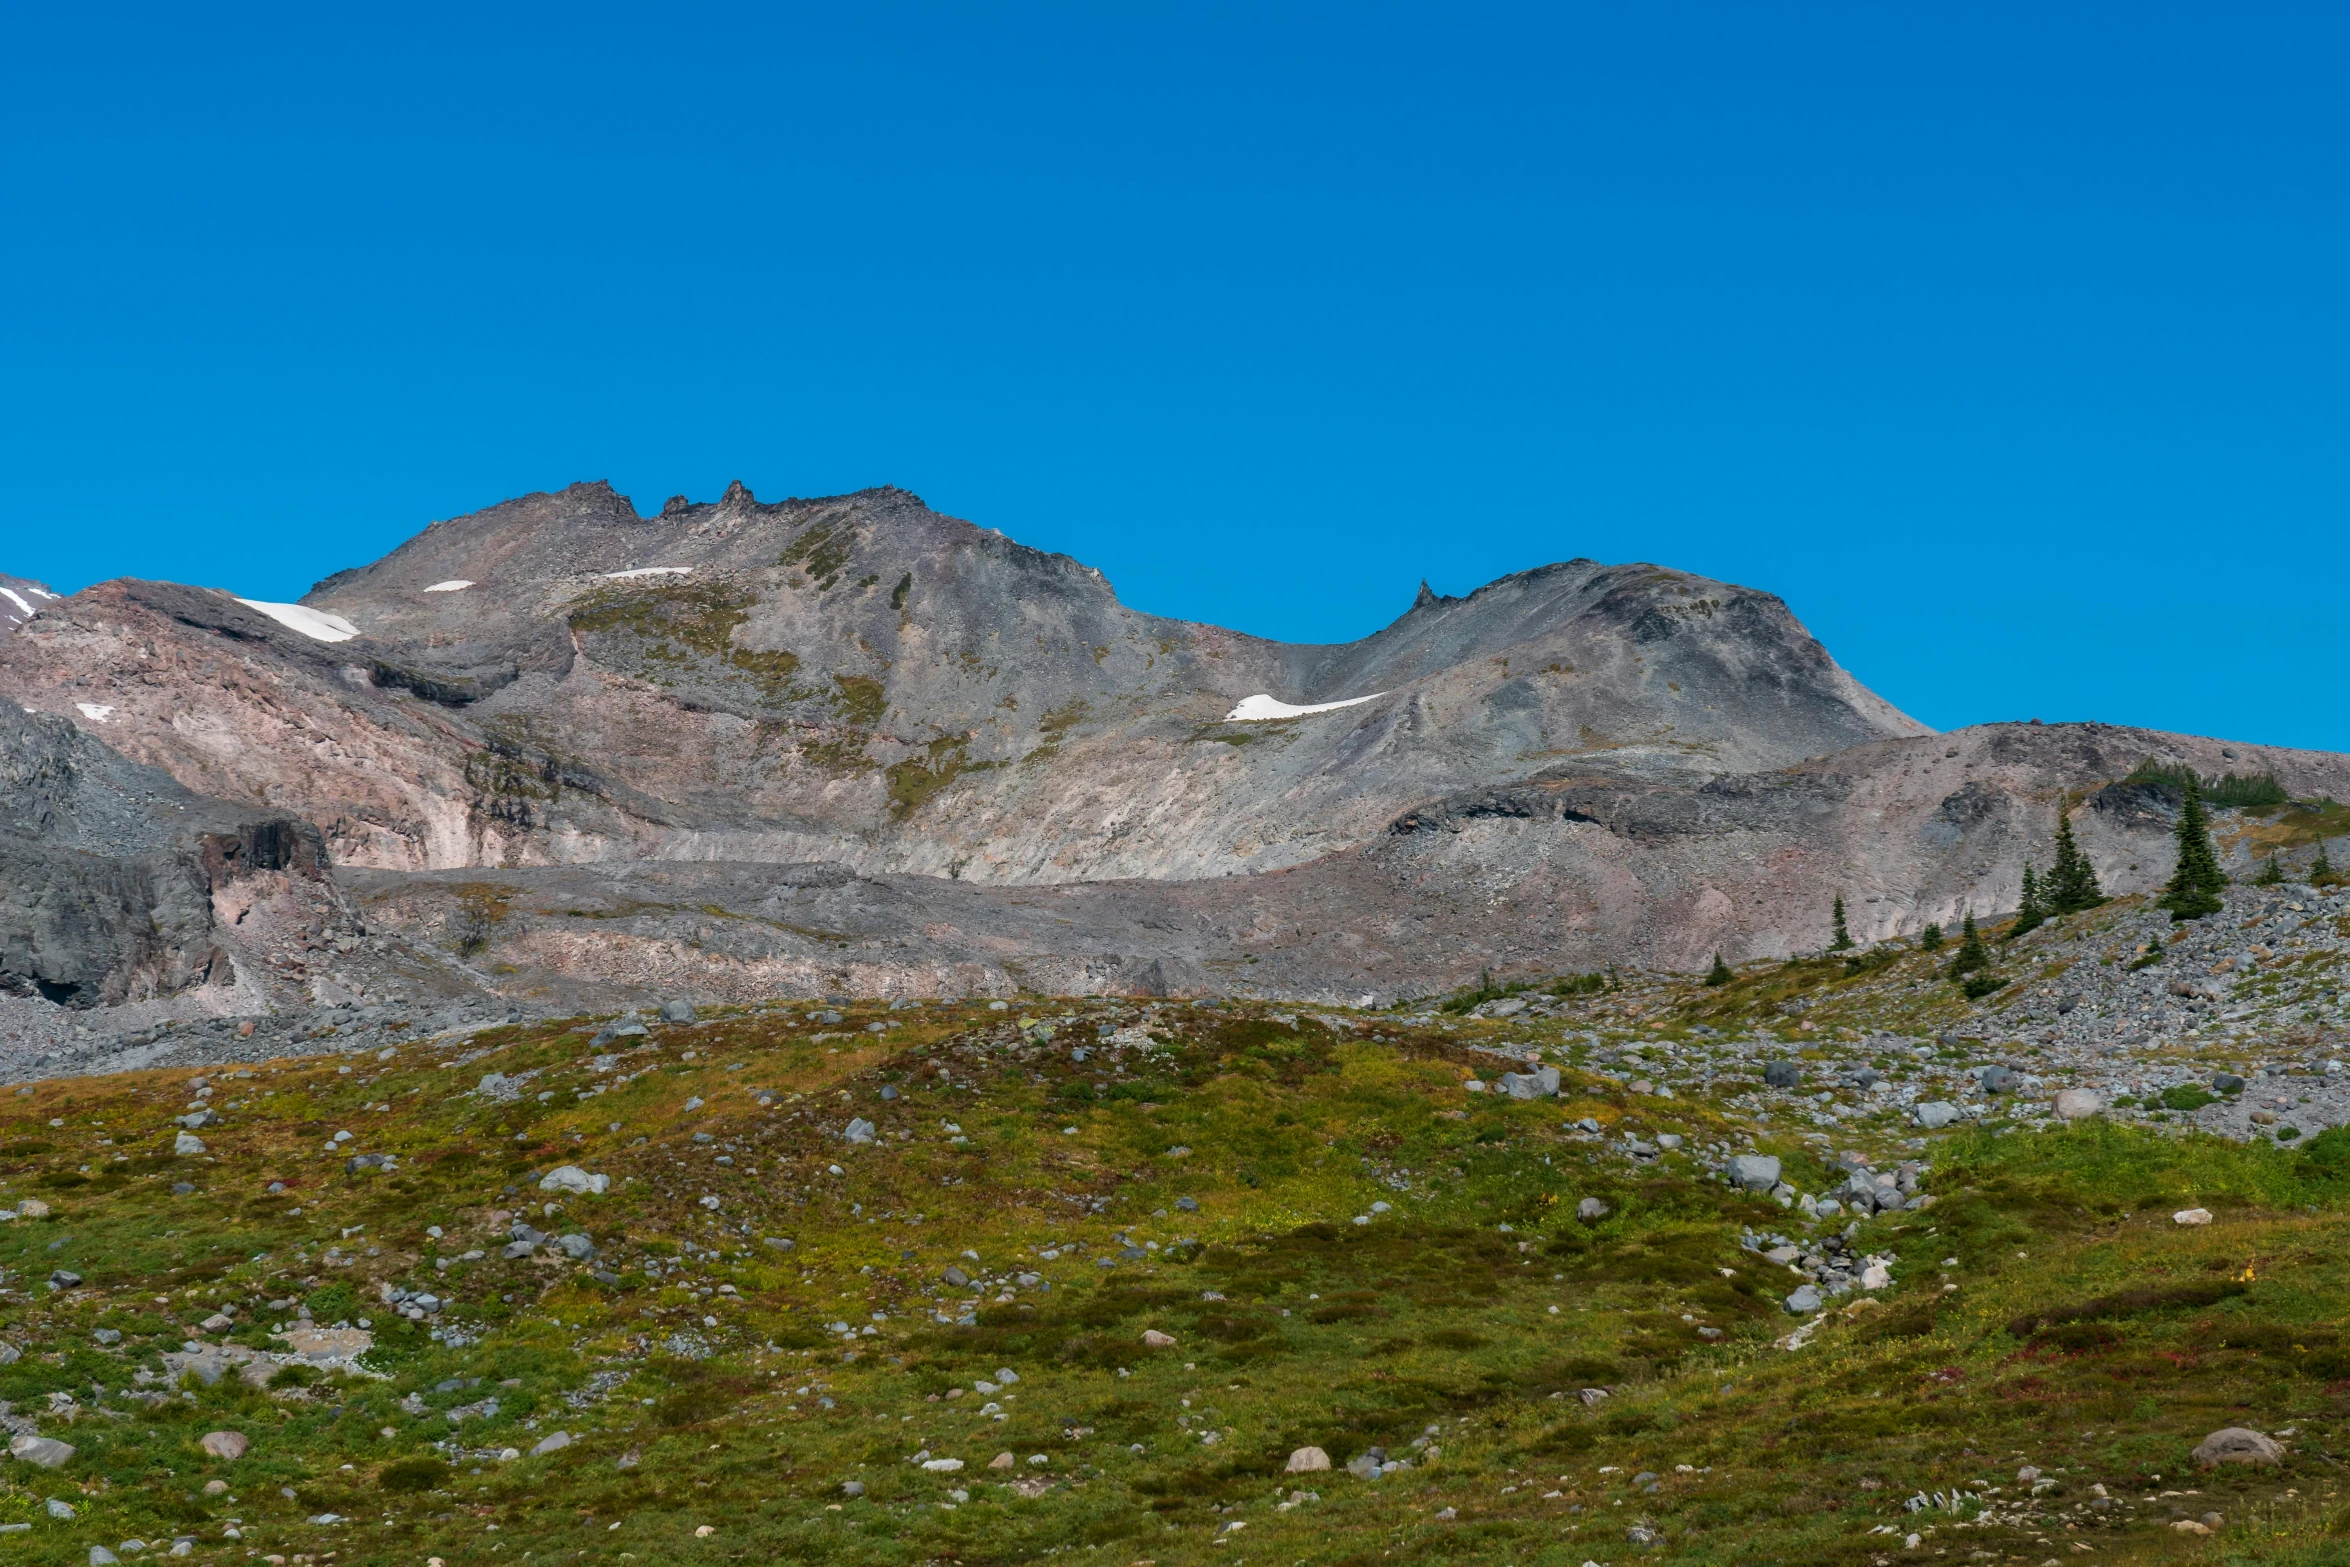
[
  {"left": 2254, "top": 852, "right": 2285, "bottom": 887},
  {"left": 1948, "top": 909, "right": 1991, "bottom": 977},
  {"left": 1919, "top": 922, "right": 1944, "bottom": 952},
  {"left": 2316, "top": 839, "right": 2336, "bottom": 883},
  {"left": 2161, "top": 775, "right": 2228, "bottom": 921},
  {"left": 1829, "top": 894, "right": 1854, "bottom": 953},
  {"left": 2009, "top": 864, "right": 2045, "bottom": 939},
  {"left": 1706, "top": 951, "right": 1734, "bottom": 986},
  {"left": 2045, "top": 811, "right": 2106, "bottom": 914}
]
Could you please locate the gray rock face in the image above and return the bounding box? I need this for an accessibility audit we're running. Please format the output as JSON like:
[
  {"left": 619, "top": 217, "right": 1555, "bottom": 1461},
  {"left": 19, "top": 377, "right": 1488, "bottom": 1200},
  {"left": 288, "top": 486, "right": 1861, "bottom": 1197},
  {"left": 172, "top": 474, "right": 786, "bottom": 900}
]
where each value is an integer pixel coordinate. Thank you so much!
[
  {"left": 0, "top": 574, "right": 59, "bottom": 636},
  {"left": 0, "top": 702, "right": 327, "bottom": 1007}
]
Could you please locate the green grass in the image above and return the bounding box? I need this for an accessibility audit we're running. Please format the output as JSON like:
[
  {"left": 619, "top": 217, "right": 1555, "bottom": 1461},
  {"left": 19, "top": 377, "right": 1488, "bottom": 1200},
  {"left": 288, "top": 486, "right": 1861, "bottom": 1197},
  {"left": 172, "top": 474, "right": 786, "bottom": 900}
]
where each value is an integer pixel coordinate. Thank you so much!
[{"left": 0, "top": 1000, "right": 2344, "bottom": 1563}]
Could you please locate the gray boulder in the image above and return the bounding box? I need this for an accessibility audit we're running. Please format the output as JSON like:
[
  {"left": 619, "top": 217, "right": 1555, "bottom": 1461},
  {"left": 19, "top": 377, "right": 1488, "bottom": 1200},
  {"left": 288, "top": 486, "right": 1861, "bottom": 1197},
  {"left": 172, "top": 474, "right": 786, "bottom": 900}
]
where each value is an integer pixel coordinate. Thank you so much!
[
  {"left": 530, "top": 1430, "right": 573, "bottom": 1456},
  {"left": 1763, "top": 1060, "right": 1802, "bottom": 1088},
  {"left": 1498, "top": 1066, "right": 1561, "bottom": 1099},
  {"left": 2193, "top": 1427, "right": 2283, "bottom": 1467},
  {"left": 659, "top": 1000, "right": 695, "bottom": 1023},
  {"left": 844, "top": 1118, "right": 876, "bottom": 1144},
  {"left": 1784, "top": 1285, "right": 1823, "bottom": 1314},
  {"left": 1577, "top": 1197, "right": 1610, "bottom": 1221},
  {"left": 1912, "top": 1101, "right": 1961, "bottom": 1130},
  {"left": 1726, "top": 1154, "right": 1781, "bottom": 1193},
  {"left": 10, "top": 1434, "right": 74, "bottom": 1467}
]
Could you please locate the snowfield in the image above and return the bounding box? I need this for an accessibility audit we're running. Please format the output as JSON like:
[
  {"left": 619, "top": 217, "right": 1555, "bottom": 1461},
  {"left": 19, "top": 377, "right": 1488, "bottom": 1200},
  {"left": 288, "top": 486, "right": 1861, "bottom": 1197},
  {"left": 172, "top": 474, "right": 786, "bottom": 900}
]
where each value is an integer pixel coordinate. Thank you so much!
[
  {"left": 233, "top": 599, "right": 361, "bottom": 643},
  {"left": 603, "top": 566, "right": 694, "bottom": 579},
  {"left": 423, "top": 580, "right": 475, "bottom": 593},
  {"left": 1225, "top": 691, "right": 1386, "bottom": 721}
]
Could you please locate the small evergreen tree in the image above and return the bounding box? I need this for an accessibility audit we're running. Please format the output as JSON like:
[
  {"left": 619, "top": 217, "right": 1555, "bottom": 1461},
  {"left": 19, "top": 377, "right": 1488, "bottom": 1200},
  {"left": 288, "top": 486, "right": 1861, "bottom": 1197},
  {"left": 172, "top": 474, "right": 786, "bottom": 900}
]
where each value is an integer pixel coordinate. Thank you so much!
[
  {"left": 2161, "top": 775, "right": 2228, "bottom": 921},
  {"left": 2045, "top": 811, "right": 2106, "bottom": 914},
  {"left": 1948, "top": 909, "right": 1991, "bottom": 977},
  {"left": 2315, "top": 839, "right": 2336, "bottom": 882},
  {"left": 2254, "top": 852, "right": 2286, "bottom": 887},
  {"left": 2009, "top": 864, "right": 2045, "bottom": 939},
  {"left": 1705, "top": 951, "right": 1734, "bottom": 986},
  {"left": 1919, "top": 921, "right": 1944, "bottom": 951},
  {"left": 1828, "top": 894, "right": 1854, "bottom": 953}
]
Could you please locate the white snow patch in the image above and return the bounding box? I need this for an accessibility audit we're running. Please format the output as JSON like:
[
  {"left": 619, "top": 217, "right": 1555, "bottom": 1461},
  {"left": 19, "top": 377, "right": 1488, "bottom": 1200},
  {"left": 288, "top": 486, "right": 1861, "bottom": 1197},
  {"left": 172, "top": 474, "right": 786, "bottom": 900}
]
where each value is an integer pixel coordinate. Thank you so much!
[
  {"left": 423, "top": 579, "right": 475, "bottom": 593},
  {"left": 0, "top": 588, "right": 34, "bottom": 618},
  {"left": 75, "top": 703, "right": 115, "bottom": 723},
  {"left": 603, "top": 566, "right": 694, "bottom": 579},
  {"left": 233, "top": 599, "right": 360, "bottom": 643},
  {"left": 1225, "top": 691, "right": 1386, "bottom": 722}
]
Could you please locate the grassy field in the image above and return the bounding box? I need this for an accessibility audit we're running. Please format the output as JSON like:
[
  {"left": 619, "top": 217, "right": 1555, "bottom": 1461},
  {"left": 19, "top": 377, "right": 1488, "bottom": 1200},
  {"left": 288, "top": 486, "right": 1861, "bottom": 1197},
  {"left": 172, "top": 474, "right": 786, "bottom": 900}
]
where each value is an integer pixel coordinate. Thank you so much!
[{"left": 0, "top": 987, "right": 2346, "bottom": 1566}]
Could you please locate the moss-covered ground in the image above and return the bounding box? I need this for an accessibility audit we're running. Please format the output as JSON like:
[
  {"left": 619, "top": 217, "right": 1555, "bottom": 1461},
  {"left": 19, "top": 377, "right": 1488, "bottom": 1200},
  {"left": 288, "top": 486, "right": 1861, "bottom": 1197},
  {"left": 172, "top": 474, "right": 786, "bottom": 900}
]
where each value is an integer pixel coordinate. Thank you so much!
[{"left": 1, "top": 990, "right": 2348, "bottom": 1565}]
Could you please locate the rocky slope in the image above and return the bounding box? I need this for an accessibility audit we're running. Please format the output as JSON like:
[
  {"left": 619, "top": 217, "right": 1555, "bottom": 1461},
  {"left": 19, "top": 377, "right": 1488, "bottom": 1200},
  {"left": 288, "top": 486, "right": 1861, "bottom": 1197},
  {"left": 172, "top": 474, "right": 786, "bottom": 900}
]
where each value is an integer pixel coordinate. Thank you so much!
[{"left": 1, "top": 479, "right": 2345, "bottom": 1025}]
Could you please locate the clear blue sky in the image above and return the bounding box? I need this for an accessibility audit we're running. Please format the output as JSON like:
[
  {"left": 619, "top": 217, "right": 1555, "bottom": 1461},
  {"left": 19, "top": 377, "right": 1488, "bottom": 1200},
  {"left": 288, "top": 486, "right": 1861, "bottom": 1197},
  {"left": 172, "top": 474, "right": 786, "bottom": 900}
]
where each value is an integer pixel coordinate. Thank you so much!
[{"left": 3, "top": 5, "right": 2344, "bottom": 748}]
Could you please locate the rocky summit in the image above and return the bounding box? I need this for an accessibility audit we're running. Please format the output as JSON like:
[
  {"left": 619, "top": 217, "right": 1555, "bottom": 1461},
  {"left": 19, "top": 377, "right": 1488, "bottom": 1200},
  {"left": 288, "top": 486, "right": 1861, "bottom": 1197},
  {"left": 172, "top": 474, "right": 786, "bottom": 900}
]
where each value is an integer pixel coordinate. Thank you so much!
[{"left": 5, "top": 479, "right": 2348, "bottom": 1034}]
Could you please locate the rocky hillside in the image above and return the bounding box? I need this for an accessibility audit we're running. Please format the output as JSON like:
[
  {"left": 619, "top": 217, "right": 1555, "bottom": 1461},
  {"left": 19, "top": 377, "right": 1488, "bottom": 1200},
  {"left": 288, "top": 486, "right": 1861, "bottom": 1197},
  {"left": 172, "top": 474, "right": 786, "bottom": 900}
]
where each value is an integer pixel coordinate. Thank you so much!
[
  {"left": 2, "top": 480, "right": 2347, "bottom": 1025},
  {"left": 0, "top": 483, "right": 1921, "bottom": 883}
]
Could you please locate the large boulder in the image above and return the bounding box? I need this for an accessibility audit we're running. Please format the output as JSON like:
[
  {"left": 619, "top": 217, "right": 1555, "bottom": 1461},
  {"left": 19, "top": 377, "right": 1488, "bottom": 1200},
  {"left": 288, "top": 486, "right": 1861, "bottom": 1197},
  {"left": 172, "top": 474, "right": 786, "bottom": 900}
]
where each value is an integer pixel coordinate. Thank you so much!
[
  {"left": 1726, "top": 1154, "right": 1781, "bottom": 1193},
  {"left": 537, "top": 1166, "right": 609, "bottom": 1196},
  {"left": 9, "top": 1433, "right": 74, "bottom": 1467},
  {"left": 2053, "top": 1089, "right": 2104, "bottom": 1121},
  {"left": 2192, "top": 1428, "right": 2282, "bottom": 1467}
]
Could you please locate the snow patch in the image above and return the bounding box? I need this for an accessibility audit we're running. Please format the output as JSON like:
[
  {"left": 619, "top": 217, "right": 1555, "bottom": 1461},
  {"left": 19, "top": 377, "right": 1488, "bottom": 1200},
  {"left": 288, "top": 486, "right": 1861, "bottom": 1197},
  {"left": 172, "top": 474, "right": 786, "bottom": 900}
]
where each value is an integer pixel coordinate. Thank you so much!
[
  {"left": 423, "top": 580, "right": 475, "bottom": 593},
  {"left": 233, "top": 599, "right": 360, "bottom": 643},
  {"left": 74, "top": 703, "right": 115, "bottom": 723},
  {"left": 0, "top": 589, "right": 33, "bottom": 619},
  {"left": 603, "top": 566, "right": 694, "bottom": 579},
  {"left": 1225, "top": 691, "right": 1386, "bottom": 722}
]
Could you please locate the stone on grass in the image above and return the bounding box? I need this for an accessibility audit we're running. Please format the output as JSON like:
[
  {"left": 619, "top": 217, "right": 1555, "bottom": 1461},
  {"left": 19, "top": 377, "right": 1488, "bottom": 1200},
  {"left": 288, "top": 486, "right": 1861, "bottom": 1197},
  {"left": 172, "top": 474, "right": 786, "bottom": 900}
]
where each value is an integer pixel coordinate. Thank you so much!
[
  {"left": 198, "top": 1431, "right": 248, "bottom": 1460},
  {"left": 10, "top": 1434, "right": 74, "bottom": 1467},
  {"left": 844, "top": 1119, "right": 876, "bottom": 1144},
  {"left": 530, "top": 1431, "right": 573, "bottom": 1456},
  {"left": 1141, "top": 1329, "right": 1177, "bottom": 1348},
  {"left": 1577, "top": 1197, "right": 1610, "bottom": 1221},
  {"left": 1726, "top": 1154, "right": 1781, "bottom": 1193},
  {"left": 839, "top": 1480, "right": 864, "bottom": 1496},
  {"left": 1784, "top": 1285, "right": 1823, "bottom": 1314},
  {"left": 660, "top": 1000, "right": 695, "bottom": 1023},
  {"left": 2193, "top": 1428, "right": 2282, "bottom": 1467},
  {"left": 921, "top": 1457, "right": 964, "bottom": 1472},
  {"left": 989, "top": 1451, "right": 1015, "bottom": 1469},
  {"left": 1763, "top": 1060, "right": 1802, "bottom": 1088},
  {"left": 89, "top": 1548, "right": 118, "bottom": 1565},
  {"left": 1286, "top": 1446, "right": 1331, "bottom": 1473},
  {"left": 538, "top": 1166, "right": 609, "bottom": 1195},
  {"left": 1912, "top": 1101, "right": 1961, "bottom": 1130},
  {"left": 2053, "top": 1089, "right": 2104, "bottom": 1121},
  {"left": 173, "top": 1132, "right": 206, "bottom": 1156},
  {"left": 2174, "top": 1208, "right": 2214, "bottom": 1227}
]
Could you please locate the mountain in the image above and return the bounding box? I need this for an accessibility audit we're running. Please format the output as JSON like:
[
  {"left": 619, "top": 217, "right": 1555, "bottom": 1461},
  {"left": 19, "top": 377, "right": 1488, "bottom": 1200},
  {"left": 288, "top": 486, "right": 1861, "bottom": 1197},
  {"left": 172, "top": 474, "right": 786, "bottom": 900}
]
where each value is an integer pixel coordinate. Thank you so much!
[{"left": 0, "top": 479, "right": 2343, "bottom": 1022}]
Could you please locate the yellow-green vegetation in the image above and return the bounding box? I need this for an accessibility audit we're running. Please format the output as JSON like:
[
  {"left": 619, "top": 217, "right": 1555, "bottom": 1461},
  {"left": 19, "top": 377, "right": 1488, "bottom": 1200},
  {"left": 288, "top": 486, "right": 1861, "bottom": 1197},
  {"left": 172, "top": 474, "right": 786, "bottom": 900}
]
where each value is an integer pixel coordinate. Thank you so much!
[
  {"left": 0, "top": 1001, "right": 2348, "bottom": 1565},
  {"left": 779, "top": 516, "right": 855, "bottom": 590},
  {"left": 566, "top": 580, "right": 803, "bottom": 704},
  {"left": 885, "top": 737, "right": 993, "bottom": 817}
]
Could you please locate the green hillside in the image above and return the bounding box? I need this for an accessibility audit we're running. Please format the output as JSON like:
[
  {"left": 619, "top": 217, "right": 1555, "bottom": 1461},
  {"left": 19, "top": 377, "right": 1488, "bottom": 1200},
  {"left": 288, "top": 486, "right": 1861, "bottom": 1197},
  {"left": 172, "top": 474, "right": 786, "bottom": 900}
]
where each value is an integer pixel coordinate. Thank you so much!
[{"left": 0, "top": 963, "right": 2346, "bottom": 1565}]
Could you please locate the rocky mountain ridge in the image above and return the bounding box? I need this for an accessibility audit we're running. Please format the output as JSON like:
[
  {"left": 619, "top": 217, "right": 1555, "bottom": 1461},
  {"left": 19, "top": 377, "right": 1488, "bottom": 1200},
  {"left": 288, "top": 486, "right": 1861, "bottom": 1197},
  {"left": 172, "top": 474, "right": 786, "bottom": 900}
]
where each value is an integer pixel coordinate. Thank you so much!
[{"left": 1, "top": 479, "right": 2343, "bottom": 1023}]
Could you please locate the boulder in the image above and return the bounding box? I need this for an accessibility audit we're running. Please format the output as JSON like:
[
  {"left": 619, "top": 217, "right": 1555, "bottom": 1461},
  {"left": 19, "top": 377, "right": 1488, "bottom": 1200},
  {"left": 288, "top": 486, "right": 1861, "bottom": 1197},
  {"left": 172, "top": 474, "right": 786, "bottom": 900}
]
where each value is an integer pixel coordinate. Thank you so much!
[
  {"left": 2192, "top": 1427, "right": 2282, "bottom": 1467},
  {"left": 173, "top": 1131, "right": 206, "bottom": 1156},
  {"left": 2173, "top": 1208, "right": 2214, "bottom": 1227},
  {"left": 1498, "top": 1066, "right": 1561, "bottom": 1099},
  {"left": 537, "top": 1166, "right": 609, "bottom": 1195},
  {"left": 198, "top": 1431, "right": 248, "bottom": 1460},
  {"left": 1912, "top": 1101, "right": 1961, "bottom": 1130},
  {"left": 1577, "top": 1197, "right": 1610, "bottom": 1221},
  {"left": 1763, "top": 1060, "right": 1802, "bottom": 1088},
  {"left": 2212, "top": 1072, "right": 2246, "bottom": 1094},
  {"left": 1286, "top": 1446, "right": 1331, "bottom": 1473},
  {"left": 530, "top": 1431, "right": 573, "bottom": 1456},
  {"left": 659, "top": 1000, "right": 695, "bottom": 1023},
  {"left": 844, "top": 1119, "right": 876, "bottom": 1144},
  {"left": 1726, "top": 1154, "right": 1781, "bottom": 1193},
  {"left": 9, "top": 1434, "right": 74, "bottom": 1467},
  {"left": 989, "top": 1451, "right": 1015, "bottom": 1469},
  {"left": 1784, "top": 1285, "right": 1823, "bottom": 1314},
  {"left": 1141, "top": 1329, "right": 1177, "bottom": 1348},
  {"left": 2053, "top": 1089, "right": 2104, "bottom": 1121}
]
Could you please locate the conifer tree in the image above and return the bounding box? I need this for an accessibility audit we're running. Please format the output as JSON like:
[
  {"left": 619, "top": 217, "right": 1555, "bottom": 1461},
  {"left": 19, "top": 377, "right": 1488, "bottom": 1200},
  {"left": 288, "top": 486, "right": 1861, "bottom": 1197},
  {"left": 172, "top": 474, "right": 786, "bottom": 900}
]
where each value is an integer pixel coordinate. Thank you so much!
[
  {"left": 1829, "top": 894, "right": 1854, "bottom": 953},
  {"left": 1918, "top": 921, "right": 1944, "bottom": 952},
  {"left": 2009, "top": 864, "right": 2045, "bottom": 939},
  {"left": 2045, "top": 811, "right": 2106, "bottom": 914},
  {"left": 1948, "top": 909, "right": 1991, "bottom": 977},
  {"left": 2254, "top": 852, "right": 2285, "bottom": 887},
  {"left": 2316, "top": 839, "right": 2336, "bottom": 882},
  {"left": 2161, "top": 775, "right": 2228, "bottom": 921},
  {"left": 1705, "top": 951, "right": 1734, "bottom": 986}
]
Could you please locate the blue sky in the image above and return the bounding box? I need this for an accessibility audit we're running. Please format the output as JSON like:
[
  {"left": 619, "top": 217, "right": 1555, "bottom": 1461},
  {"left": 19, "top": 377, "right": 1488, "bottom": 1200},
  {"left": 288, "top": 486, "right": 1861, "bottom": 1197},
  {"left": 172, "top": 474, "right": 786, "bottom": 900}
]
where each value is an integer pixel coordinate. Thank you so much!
[{"left": 3, "top": 5, "right": 2344, "bottom": 747}]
